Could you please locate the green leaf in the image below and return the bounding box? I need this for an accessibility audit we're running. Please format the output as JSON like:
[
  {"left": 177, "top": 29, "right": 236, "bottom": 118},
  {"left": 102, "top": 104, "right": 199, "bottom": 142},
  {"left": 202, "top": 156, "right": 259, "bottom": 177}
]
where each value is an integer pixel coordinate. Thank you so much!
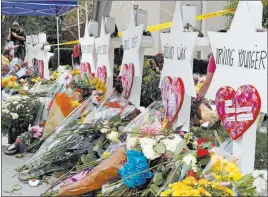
[
  {"left": 162, "top": 167, "right": 171, "bottom": 179},
  {"left": 153, "top": 142, "right": 166, "bottom": 154},
  {"left": 153, "top": 173, "right": 164, "bottom": 186},
  {"left": 175, "top": 123, "right": 185, "bottom": 131},
  {"left": 174, "top": 140, "right": 185, "bottom": 155},
  {"left": 111, "top": 114, "right": 122, "bottom": 126},
  {"left": 11, "top": 184, "right": 22, "bottom": 191},
  {"left": 198, "top": 157, "right": 210, "bottom": 166},
  {"left": 150, "top": 184, "right": 160, "bottom": 194},
  {"left": 165, "top": 150, "right": 174, "bottom": 159},
  {"left": 15, "top": 154, "right": 24, "bottom": 158},
  {"left": 201, "top": 142, "right": 212, "bottom": 149}
]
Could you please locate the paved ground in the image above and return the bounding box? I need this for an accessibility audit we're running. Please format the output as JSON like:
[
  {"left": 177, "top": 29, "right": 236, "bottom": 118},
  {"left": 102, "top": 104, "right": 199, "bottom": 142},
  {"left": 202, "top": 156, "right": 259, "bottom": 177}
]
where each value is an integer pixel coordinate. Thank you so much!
[{"left": 2, "top": 136, "right": 48, "bottom": 196}]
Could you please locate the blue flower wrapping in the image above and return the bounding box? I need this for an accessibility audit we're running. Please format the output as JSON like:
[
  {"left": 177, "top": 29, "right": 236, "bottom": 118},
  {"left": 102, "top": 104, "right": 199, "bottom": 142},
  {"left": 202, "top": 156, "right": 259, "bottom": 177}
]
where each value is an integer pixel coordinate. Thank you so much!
[{"left": 118, "top": 150, "right": 153, "bottom": 188}]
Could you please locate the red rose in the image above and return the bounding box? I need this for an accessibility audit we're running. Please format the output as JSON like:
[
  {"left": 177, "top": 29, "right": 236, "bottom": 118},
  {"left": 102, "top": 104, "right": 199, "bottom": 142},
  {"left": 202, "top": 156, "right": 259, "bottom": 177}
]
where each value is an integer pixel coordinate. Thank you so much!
[
  {"left": 197, "top": 149, "right": 209, "bottom": 157},
  {"left": 75, "top": 88, "right": 82, "bottom": 93},
  {"left": 187, "top": 170, "right": 197, "bottom": 177}
]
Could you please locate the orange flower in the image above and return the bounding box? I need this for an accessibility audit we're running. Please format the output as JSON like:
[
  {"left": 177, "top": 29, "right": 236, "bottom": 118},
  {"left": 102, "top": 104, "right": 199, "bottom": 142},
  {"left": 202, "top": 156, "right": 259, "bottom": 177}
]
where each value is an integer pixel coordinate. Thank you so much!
[
  {"left": 10, "top": 76, "right": 17, "bottom": 82},
  {"left": 8, "top": 81, "right": 15, "bottom": 88},
  {"left": 2, "top": 80, "right": 7, "bottom": 87}
]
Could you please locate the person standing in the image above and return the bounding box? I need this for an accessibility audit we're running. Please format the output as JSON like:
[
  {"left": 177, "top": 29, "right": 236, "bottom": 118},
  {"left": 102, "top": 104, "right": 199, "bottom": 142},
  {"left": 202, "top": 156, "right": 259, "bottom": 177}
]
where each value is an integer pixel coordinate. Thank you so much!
[{"left": 7, "top": 22, "right": 26, "bottom": 61}]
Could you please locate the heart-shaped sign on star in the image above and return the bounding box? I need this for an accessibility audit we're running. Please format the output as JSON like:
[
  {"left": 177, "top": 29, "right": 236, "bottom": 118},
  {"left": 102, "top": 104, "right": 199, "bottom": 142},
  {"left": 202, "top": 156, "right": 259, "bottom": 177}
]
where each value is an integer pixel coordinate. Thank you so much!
[
  {"left": 215, "top": 85, "right": 261, "bottom": 140},
  {"left": 81, "top": 63, "right": 91, "bottom": 76},
  {"left": 160, "top": 76, "right": 185, "bottom": 123},
  {"left": 96, "top": 66, "right": 107, "bottom": 84},
  {"left": 121, "top": 64, "right": 135, "bottom": 99}
]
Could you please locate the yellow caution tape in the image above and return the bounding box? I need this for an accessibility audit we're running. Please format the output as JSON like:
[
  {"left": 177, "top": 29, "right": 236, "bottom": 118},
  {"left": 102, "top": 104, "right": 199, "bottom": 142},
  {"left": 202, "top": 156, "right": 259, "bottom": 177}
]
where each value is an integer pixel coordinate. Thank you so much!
[
  {"left": 50, "top": 40, "right": 79, "bottom": 46},
  {"left": 54, "top": 2, "right": 268, "bottom": 45},
  {"left": 196, "top": 8, "right": 235, "bottom": 20}
]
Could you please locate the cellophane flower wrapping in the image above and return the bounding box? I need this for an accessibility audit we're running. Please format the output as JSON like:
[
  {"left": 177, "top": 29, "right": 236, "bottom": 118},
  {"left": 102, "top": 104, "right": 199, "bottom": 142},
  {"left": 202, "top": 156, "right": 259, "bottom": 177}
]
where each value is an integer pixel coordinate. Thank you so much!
[
  {"left": 25, "top": 97, "right": 96, "bottom": 171},
  {"left": 202, "top": 146, "right": 242, "bottom": 183},
  {"left": 253, "top": 170, "right": 267, "bottom": 196},
  {"left": 53, "top": 142, "right": 126, "bottom": 192},
  {"left": 41, "top": 91, "right": 82, "bottom": 139},
  {"left": 58, "top": 147, "right": 127, "bottom": 196},
  {"left": 123, "top": 101, "right": 183, "bottom": 160}
]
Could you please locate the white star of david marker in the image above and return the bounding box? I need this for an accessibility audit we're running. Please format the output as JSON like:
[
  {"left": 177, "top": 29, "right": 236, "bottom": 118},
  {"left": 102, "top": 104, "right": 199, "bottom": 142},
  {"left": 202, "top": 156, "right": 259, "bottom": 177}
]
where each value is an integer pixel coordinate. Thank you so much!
[
  {"left": 120, "top": 7, "right": 144, "bottom": 77},
  {"left": 80, "top": 22, "right": 97, "bottom": 74},
  {"left": 95, "top": 17, "right": 111, "bottom": 77},
  {"left": 160, "top": 1, "right": 198, "bottom": 97},
  {"left": 206, "top": 1, "right": 267, "bottom": 113}
]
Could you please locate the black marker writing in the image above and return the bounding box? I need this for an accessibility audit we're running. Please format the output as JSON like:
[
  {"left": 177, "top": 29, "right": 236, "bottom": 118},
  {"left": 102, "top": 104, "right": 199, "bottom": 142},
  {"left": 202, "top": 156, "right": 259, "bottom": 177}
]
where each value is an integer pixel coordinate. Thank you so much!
[
  {"left": 163, "top": 45, "right": 174, "bottom": 60},
  {"left": 96, "top": 45, "right": 107, "bottom": 55},
  {"left": 238, "top": 49, "right": 267, "bottom": 70},
  {"left": 216, "top": 47, "right": 235, "bottom": 66},
  {"left": 177, "top": 45, "right": 186, "bottom": 60}
]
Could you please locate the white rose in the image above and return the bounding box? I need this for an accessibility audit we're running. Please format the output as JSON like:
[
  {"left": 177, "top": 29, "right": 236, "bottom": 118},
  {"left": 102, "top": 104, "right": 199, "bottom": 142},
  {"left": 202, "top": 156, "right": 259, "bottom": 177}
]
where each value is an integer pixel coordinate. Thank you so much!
[
  {"left": 183, "top": 154, "right": 198, "bottom": 172},
  {"left": 126, "top": 135, "right": 138, "bottom": 150},
  {"left": 139, "top": 138, "right": 161, "bottom": 160},
  {"left": 100, "top": 128, "right": 110, "bottom": 134},
  {"left": 107, "top": 131, "right": 119, "bottom": 142},
  {"left": 10, "top": 112, "right": 19, "bottom": 119},
  {"left": 161, "top": 135, "right": 183, "bottom": 152}
]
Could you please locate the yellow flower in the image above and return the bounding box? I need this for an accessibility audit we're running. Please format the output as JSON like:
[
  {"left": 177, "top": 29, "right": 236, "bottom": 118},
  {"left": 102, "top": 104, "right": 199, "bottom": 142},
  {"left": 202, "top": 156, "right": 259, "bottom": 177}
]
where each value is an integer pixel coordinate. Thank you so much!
[
  {"left": 80, "top": 116, "right": 85, "bottom": 124},
  {"left": 160, "top": 189, "right": 172, "bottom": 197},
  {"left": 70, "top": 69, "right": 80, "bottom": 76},
  {"left": 198, "top": 187, "right": 211, "bottom": 196},
  {"left": 182, "top": 176, "right": 197, "bottom": 185},
  {"left": 101, "top": 152, "right": 110, "bottom": 160},
  {"left": 199, "top": 179, "right": 209, "bottom": 187},
  {"left": 70, "top": 100, "right": 80, "bottom": 108}
]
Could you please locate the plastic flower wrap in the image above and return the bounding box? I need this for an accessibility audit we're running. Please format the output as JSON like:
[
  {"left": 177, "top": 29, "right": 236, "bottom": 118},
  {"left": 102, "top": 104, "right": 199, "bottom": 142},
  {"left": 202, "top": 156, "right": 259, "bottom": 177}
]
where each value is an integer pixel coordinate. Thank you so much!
[
  {"left": 41, "top": 92, "right": 82, "bottom": 139},
  {"left": 58, "top": 147, "right": 127, "bottom": 196},
  {"left": 160, "top": 176, "right": 234, "bottom": 196},
  {"left": 53, "top": 142, "right": 125, "bottom": 192},
  {"left": 83, "top": 92, "right": 140, "bottom": 143},
  {"left": 203, "top": 148, "right": 242, "bottom": 183},
  {"left": 123, "top": 101, "right": 183, "bottom": 160},
  {"left": 118, "top": 150, "right": 153, "bottom": 189},
  {"left": 253, "top": 170, "right": 267, "bottom": 196},
  {"left": 25, "top": 97, "right": 97, "bottom": 171}
]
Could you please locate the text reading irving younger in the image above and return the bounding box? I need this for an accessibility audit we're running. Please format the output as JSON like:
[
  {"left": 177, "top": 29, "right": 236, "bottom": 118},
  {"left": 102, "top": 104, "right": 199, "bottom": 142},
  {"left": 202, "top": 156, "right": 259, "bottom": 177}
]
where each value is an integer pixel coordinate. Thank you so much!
[{"left": 216, "top": 47, "right": 267, "bottom": 70}]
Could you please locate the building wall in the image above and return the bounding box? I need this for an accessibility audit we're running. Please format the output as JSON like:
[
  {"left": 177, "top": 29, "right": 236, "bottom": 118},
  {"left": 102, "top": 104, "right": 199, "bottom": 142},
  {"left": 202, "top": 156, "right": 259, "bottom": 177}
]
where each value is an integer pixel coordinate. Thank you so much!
[{"left": 110, "top": 1, "right": 228, "bottom": 58}]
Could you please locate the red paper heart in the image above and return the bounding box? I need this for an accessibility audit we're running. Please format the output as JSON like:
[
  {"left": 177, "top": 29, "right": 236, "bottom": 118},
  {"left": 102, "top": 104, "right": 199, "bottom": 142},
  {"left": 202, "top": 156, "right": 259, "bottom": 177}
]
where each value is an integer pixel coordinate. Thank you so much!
[
  {"left": 96, "top": 65, "right": 107, "bottom": 84},
  {"left": 80, "top": 62, "right": 91, "bottom": 75},
  {"left": 121, "top": 64, "right": 134, "bottom": 99},
  {"left": 160, "top": 76, "right": 185, "bottom": 123},
  {"left": 215, "top": 85, "right": 261, "bottom": 140}
]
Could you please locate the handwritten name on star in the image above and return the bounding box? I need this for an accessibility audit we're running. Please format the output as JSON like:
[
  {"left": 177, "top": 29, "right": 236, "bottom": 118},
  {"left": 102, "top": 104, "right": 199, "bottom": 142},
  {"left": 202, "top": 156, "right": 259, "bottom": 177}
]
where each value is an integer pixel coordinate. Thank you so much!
[
  {"left": 123, "top": 35, "right": 139, "bottom": 50},
  {"left": 163, "top": 44, "right": 187, "bottom": 61},
  {"left": 215, "top": 47, "right": 267, "bottom": 70},
  {"left": 81, "top": 44, "right": 93, "bottom": 54},
  {"left": 96, "top": 44, "right": 108, "bottom": 55}
]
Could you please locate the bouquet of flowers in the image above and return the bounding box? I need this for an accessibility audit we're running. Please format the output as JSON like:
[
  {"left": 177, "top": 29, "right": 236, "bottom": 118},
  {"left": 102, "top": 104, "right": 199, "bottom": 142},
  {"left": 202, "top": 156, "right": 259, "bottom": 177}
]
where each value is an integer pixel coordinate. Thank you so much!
[
  {"left": 1, "top": 95, "right": 41, "bottom": 144},
  {"left": 38, "top": 93, "right": 141, "bottom": 196},
  {"left": 41, "top": 91, "right": 83, "bottom": 139},
  {"left": 1, "top": 75, "right": 21, "bottom": 91},
  {"left": 160, "top": 176, "right": 234, "bottom": 196},
  {"left": 21, "top": 97, "right": 98, "bottom": 177}
]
